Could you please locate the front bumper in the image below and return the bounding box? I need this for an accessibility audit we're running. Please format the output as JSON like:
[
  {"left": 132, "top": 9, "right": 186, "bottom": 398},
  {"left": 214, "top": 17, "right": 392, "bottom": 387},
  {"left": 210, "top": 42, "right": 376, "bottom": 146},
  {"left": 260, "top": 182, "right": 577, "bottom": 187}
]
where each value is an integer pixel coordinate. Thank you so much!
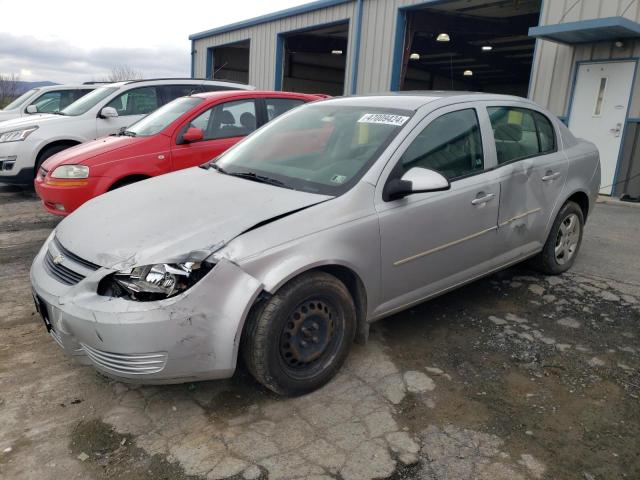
[
  {"left": 0, "top": 141, "right": 34, "bottom": 184},
  {"left": 30, "top": 237, "right": 263, "bottom": 384},
  {"left": 34, "top": 175, "right": 106, "bottom": 216}
]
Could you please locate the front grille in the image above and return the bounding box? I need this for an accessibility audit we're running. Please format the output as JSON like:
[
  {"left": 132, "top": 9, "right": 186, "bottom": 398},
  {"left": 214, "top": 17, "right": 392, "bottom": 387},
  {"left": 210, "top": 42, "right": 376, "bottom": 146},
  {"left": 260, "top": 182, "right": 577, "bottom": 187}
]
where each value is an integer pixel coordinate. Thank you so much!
[
  {"left": 53, "top": 237, "right": 100, "bottom": 271},
  {"left": 81, "top": 344, "right": 167, "bottom": 375},
  {"left": 43, "top": 251, "right": 85, "bottom": 285},
  {"left": 42, "top": 236, "right": 101, "bottom": 285}
]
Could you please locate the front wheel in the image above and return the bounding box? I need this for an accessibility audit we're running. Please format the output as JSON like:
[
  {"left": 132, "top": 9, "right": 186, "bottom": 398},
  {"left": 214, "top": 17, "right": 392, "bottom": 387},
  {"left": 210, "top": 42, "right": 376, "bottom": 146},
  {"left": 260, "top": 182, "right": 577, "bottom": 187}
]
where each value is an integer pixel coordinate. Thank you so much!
[
  {"left": 242, "top": 271, "right": 356, "bottom": 396},
  {"left": 529, "top": 201, "right": 584, "bottom": 275}
]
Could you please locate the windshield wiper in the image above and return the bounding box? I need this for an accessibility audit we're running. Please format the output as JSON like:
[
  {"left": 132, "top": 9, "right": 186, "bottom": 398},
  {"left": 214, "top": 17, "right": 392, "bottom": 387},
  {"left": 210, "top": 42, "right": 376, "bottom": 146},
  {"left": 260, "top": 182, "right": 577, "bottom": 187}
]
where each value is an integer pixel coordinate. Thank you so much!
[
  {"left": 228, "top": 171, "right": 291, "bottom": 189},
  {"left": 51, "top": 111, "right": 66, "bottom": 115},
  {"left": 120, "top": 130, "right": 137, "bottom": 137}
]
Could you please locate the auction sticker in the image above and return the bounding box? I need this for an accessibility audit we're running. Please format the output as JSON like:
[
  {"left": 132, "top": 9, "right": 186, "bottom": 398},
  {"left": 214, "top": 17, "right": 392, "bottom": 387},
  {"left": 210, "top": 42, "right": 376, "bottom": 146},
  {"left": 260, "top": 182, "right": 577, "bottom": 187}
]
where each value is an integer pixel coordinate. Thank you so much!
[{"left": 358, "top": 113, "right": 409, "bottom": 126}]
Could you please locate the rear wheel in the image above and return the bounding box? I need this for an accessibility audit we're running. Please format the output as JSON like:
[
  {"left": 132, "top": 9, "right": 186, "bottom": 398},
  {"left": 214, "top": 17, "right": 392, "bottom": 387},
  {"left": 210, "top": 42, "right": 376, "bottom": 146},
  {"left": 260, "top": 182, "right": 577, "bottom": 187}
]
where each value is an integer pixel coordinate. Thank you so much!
[
  {"left": 242, "top": 271, "right": 356, "bottom": 396},
  {"left": 529, "top": 201, "right": 584, "bottom": 275}
]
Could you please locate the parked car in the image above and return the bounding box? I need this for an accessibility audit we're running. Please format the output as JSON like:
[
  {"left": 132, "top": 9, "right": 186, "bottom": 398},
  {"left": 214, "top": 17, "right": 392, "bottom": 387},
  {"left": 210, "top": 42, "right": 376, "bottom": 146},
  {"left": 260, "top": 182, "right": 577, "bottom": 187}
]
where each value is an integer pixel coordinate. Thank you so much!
[
  {"left": 34, "top": 91, "right": 324, "bottom": 215},
  {"left": 30, "top": 92, "right": 600, "bottom": 395},
  {"left": 0, "top": 84, "right": 97, "bottom": 123},
  {"left": 0, "top": 79, "right": 254, "bottom": 184}
]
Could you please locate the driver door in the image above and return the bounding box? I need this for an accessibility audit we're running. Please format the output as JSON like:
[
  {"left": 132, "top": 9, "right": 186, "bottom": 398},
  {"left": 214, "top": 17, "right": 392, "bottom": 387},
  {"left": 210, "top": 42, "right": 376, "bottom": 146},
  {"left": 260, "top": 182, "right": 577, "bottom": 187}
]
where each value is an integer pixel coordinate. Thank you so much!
[
  {"left": 171, "top": 99, "right": 258, "bottom": 171},
  {"left": 375, "top": 104, "right": 501, "bottom": 314},
  {"left": 95, "top": 86, "right": 159, "bottom": 138}
]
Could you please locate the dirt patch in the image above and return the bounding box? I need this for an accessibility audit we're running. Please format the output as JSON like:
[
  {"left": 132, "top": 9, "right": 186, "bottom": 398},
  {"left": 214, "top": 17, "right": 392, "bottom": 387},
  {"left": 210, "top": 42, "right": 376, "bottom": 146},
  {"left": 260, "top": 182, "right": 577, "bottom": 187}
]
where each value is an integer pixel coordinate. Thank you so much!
[{"left": 70, "top": 419, "right": 205, "bottom": 480}]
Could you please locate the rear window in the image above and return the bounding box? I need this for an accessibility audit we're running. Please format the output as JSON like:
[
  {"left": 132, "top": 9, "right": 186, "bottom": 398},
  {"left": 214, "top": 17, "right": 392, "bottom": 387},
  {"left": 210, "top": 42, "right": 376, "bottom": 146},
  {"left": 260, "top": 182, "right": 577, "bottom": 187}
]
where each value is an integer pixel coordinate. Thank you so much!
[
  {"left": 488, "top": 106, "right": 556, "bottom": 165},
  {"left": 265, "top": 98, "right": 306, "bottom": 121}
]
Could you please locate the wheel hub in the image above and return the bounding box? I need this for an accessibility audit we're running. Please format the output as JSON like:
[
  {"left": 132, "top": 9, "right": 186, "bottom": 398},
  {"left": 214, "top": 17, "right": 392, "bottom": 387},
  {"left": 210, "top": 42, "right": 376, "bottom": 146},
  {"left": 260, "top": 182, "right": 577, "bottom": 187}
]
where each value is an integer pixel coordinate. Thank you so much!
[
  {"left": 280, "top": 300, "right": 334, "bottom": 367},
  {"left": 555, "top": 213, "right": 580, "bottom": 265}
]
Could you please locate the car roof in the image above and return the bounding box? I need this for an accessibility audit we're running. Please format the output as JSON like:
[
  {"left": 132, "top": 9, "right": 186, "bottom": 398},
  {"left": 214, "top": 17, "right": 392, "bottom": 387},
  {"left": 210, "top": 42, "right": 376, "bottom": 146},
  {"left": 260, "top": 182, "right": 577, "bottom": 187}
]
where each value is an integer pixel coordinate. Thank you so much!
[
  {"left": 101, "top": 78, "right": 255, "bottom": 89},
  {"left": 191, "top": 90, "right": 324, "bottom": 102},
  {"left": 317, "top": 91, "right": 532, "bottom": 111}
]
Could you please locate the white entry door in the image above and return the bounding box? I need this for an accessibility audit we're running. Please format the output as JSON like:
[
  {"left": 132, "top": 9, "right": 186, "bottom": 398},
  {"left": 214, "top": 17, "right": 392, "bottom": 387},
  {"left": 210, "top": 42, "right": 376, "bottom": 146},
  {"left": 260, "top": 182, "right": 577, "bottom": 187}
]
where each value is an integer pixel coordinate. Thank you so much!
[{"left": 568, "top": 61, "right": 636, "bottom": 195}]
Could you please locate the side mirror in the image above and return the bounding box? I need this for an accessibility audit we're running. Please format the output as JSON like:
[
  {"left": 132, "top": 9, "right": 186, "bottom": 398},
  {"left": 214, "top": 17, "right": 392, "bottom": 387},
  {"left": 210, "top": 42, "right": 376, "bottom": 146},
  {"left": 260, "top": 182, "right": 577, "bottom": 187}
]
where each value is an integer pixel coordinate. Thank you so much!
[
  {"left": 100, "top": 107, "right": 118, "bottom": 118},
  {"left": 182, "top": 127, "right": 204, "bottom": 143},
  {"left": 26, "top": 105, "right": 38, "bottom": 114},
  {"left": 384, "top": 167, "right": 450, "bottom": 201}
]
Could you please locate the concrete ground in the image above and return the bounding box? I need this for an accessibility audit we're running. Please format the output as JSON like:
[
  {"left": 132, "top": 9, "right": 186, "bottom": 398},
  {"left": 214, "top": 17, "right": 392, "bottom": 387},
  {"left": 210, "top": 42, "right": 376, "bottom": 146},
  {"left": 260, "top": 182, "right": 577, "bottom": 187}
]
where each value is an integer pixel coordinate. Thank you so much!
[{"left": 1, "top": 186, "right": 638, "bottom": 480}]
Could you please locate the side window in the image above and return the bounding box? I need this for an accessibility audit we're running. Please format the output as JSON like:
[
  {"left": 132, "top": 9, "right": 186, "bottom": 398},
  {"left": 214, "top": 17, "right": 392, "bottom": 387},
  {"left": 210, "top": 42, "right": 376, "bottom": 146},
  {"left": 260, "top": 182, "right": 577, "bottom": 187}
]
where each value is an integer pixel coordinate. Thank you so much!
[
  {"left": 400, "top": 109, "right": 484, "bottom": 180},
  {"left": 187, "top": 99, "right": 257, "bottom": 141},
  {"left": 265, "top": 98, "right": 305, "bottom": 121},
  {"left": 30, "top": 91, "right": 61, "bottom": 113},
  {"left": 106, "top": 87, "right": 159, "bottom": 116},
  {"left": 533, "top": 111, "right": 556, "bottom": 154},
  {"left": 73, "top": 89, "right": 92, "bottom": 102},
  {"left": 163, "top": 85, "right": 199, "bottom": 102},
  {"left": 487, "top": 106, "right": 556, "bottom": 165}
]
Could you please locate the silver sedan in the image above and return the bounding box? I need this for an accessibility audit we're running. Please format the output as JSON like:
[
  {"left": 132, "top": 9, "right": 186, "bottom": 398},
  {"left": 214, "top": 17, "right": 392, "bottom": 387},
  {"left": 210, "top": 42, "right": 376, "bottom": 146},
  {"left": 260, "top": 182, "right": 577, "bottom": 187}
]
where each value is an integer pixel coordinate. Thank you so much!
[{"left": 30, "top": 92, "right": 600, "bottom": 395}]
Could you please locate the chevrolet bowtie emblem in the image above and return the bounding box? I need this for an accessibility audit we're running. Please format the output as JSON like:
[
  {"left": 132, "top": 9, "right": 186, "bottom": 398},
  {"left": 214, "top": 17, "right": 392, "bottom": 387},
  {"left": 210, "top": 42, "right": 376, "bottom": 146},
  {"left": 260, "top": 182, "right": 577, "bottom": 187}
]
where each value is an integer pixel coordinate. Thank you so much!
[{"left": 52, "top": 254, "right": 65, "bottom": 265}]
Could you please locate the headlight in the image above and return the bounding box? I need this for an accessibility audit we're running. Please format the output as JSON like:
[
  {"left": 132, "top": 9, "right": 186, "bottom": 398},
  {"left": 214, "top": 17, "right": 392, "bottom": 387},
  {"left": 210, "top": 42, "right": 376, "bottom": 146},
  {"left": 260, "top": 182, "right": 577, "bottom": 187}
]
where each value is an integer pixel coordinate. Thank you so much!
[
  {"left": 51, "top": 165, "right": 89, "bottom": 179},
  {"left": 98, "top": 261, "right": 214, "bottom": 301},
  {"left": 0, "top": 126, "right": 38, "bottom": 143}
]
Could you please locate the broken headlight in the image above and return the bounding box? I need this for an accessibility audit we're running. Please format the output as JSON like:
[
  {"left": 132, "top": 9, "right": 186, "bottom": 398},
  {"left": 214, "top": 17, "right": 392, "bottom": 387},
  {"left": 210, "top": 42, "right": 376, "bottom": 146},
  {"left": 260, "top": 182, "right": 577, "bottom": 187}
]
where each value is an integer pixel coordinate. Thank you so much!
[{"left": 98, "top": 261, "right": 214, "bottom": 301}]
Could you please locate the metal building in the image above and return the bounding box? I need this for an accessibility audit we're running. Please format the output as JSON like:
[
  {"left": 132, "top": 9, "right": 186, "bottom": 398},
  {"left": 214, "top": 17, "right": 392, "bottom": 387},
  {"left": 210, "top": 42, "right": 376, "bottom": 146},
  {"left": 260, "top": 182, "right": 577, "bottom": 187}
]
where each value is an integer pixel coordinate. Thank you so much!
[{"left": 190, "top": 0, "right": 640, "bottom": 198}]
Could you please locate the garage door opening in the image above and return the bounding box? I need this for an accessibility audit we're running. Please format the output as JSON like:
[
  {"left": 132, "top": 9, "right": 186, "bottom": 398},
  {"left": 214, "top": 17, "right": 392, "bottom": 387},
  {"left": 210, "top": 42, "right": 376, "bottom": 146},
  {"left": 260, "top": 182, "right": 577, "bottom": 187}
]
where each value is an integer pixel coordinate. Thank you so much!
[
  {"left": 279, "top": 22, "right": 349, "bottom": 96},
  {"left": 210, "top": 40, "right": 250, "bottom": 84},
  {"left": 397, "top": 0, "right": 542, "bottom": 96}
]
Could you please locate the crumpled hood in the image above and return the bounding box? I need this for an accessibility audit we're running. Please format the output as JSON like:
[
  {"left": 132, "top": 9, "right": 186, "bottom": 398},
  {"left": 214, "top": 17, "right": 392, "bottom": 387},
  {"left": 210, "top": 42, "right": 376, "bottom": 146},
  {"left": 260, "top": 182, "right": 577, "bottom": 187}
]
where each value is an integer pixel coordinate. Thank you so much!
[
  {"left": 55, "top": 167, "right": 331, "bottom": 269},
  {"left": 42, "top": 135, "right": 148, "bottom": 170}
]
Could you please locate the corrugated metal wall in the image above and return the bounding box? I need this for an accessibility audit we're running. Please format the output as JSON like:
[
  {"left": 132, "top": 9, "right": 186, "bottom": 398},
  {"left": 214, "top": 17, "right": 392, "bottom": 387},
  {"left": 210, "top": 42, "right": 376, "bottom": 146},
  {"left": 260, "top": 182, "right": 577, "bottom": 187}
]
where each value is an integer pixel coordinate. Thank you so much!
[
  {"left": 193, "top": 2, "right": 357, "bottom": 93},
  {"left": 529, "top": 0, "right": 640, "bottom": 196},
  {"left": 530, "top": 0, "right": 640, "bottom": 118},
  {"left": 193, "top": 0, "right": 640, "bottom": 196}
]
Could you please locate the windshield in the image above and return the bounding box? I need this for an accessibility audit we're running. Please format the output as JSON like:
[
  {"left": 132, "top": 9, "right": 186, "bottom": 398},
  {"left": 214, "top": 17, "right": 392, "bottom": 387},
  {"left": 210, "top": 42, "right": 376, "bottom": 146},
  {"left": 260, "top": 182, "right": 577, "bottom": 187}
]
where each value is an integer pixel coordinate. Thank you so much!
[
  {"left": 3, "top": 89, "right": 38, "bottom": 111},
  {"left": 215, "top": 104, "right": 412, "bottom": 195},
  {"left": 126, "top": 97, "right": 203, "bottom": 136},
  {"left": 61, "top": 87, "right": 118, "bottom": 116}
]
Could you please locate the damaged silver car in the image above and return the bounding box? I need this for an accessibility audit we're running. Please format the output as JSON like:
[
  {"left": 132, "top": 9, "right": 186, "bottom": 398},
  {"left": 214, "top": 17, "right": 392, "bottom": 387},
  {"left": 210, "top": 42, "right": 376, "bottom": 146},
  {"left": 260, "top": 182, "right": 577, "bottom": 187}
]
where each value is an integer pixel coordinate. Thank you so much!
[{"left": 30, "top": 92, "right": 600, "bottom": 395}]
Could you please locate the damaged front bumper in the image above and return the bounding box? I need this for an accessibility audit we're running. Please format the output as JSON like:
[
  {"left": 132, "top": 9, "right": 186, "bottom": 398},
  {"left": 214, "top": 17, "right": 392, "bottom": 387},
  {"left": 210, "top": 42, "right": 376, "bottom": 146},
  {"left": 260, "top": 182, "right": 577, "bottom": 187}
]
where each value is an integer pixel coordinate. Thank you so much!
[{"left": 29, "top": 239, "right": 263, "bottom": 384}]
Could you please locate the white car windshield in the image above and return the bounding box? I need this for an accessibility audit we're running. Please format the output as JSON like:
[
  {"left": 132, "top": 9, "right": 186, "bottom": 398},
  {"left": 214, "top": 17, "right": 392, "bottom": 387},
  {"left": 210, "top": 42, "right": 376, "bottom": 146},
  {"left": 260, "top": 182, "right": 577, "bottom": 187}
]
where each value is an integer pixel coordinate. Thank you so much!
[
  {"left": 125, "top": 97, "right": 203, "bottom": 137},
  {"left": 215, "top": 104, "right": 412, "bottom": 195},
  {"left": 3, "top": 89, "right": 38, "bottom": 111},
  {"left": 60, "top": 87, "right": 118, "bottom": 116}
]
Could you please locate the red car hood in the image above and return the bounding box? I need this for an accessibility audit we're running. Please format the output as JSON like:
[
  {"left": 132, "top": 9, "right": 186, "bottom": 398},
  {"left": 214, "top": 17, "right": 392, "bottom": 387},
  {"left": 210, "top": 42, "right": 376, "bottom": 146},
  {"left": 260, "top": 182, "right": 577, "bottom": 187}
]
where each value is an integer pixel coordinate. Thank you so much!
[{"left": 41, "top": 135, "right": 153, "bottom": 171}]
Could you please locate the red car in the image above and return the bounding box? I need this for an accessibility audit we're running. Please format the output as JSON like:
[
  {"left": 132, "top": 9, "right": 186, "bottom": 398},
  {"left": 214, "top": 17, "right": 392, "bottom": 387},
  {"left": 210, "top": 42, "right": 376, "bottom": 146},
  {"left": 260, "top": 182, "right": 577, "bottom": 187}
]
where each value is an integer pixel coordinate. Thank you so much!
[{"left": 35, "top": 91, "right": 325, "bottom": 215}]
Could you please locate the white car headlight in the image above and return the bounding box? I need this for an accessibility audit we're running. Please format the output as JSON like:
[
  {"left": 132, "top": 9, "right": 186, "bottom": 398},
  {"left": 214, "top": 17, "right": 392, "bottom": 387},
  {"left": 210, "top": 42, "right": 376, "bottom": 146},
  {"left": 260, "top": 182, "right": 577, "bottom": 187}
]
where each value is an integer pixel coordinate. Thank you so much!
[
  {"left": 99, "top": 261, "right": 214, "bottom": 301},
  {"left": 0, "top": 126, "right": 38, "bottom": 143},
  {"left": 51, "top": 165, "right": 89, "bottom": 179}
]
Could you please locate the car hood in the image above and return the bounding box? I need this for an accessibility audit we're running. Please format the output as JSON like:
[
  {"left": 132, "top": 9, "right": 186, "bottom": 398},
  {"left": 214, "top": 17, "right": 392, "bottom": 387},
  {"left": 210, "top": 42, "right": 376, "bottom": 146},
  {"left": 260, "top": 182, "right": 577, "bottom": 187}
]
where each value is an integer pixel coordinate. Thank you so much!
[
  {"left": 55, "top": 167, "right": 332, "bottom": 269},
  {"left": 42, "top": 135, "right": 148, "bottom": 170},
  {"left": 0, "top": 110, "right": 20, "bottom": 122},
  {"left": 0, "top": 112, "right": 63, "bottom": 131}
]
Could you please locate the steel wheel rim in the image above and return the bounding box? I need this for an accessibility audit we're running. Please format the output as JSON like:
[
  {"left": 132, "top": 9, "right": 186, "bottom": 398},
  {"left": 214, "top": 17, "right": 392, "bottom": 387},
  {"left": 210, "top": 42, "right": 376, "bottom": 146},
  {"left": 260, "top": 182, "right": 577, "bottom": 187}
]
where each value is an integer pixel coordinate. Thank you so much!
[
  {"left": 555, "top": 213, "right": 580, "bottom": 265},
  {"left": 279, "top": 297, "right": 341, "bottom": 377}
]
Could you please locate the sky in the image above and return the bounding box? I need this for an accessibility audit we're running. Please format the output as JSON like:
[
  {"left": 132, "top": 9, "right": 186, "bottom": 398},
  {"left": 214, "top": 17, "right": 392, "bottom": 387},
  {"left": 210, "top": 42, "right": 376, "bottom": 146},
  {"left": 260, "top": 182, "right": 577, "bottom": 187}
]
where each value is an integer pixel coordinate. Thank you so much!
[{"left": 0, "top": 0, "right": 309, "bottom": 83}]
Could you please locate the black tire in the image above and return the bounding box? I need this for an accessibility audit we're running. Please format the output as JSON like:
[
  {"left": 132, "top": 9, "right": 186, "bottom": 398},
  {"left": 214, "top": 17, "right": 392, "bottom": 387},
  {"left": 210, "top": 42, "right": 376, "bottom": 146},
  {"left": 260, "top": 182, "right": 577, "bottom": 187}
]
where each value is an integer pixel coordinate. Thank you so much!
[
  {"left": 35, "top": 144, "right": 73, "bottom": 176},
  {"left": 242, "top": 271, "right": 356, "bottom": 396},
  {"left": 529, "top": 201, "right": 584, "bottom": 275},
  {"left": 108, "top": 177, "right": 144, "bottom": 191}
]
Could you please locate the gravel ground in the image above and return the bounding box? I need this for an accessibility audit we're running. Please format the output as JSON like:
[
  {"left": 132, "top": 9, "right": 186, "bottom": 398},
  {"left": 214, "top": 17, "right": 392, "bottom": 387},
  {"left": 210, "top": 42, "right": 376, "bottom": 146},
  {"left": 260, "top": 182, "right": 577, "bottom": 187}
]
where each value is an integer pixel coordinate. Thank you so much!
[{"left": 0, "top": 186, "right": 638, "bottom": 480}]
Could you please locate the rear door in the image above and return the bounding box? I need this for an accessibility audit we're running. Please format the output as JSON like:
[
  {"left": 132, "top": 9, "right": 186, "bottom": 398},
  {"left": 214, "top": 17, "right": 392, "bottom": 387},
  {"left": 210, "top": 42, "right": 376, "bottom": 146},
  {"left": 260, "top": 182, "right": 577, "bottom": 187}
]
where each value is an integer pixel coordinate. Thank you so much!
[
  {"left": 376, "top": 103, "right": 501, "bottom": 313},
  {"left": 484, "top": 103, "right": 567, "bottom": 261},
  {"left": 170, "top": 98, "right": 258, "bottom": 171},
  {"left": 96, "top": 86, "right": 160, "bottom": 137}
]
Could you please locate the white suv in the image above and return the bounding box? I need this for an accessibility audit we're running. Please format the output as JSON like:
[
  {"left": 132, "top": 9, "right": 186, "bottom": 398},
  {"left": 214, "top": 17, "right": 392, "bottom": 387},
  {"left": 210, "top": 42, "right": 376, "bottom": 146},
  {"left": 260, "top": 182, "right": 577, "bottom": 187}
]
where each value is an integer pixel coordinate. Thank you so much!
[
  {"left": 0, "top": 84, "right": 98, "bottom": 123},
  {"left": 0, "top": 79, "right": 254, "bottom": 184}
]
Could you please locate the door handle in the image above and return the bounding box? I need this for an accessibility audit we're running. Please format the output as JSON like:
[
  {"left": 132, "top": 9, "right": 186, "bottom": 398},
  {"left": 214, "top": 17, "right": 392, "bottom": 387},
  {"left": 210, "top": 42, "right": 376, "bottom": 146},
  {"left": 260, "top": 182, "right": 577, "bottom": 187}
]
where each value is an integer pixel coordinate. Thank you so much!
[
  {"left": 542, "top": 171, "right": 561, "bottom": 182},
  {"left": 471, "top": 193, "right": 495, "bottom": 205},
  {"left": 610, "top": 123, "right": 622, "bottom": 138}
]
